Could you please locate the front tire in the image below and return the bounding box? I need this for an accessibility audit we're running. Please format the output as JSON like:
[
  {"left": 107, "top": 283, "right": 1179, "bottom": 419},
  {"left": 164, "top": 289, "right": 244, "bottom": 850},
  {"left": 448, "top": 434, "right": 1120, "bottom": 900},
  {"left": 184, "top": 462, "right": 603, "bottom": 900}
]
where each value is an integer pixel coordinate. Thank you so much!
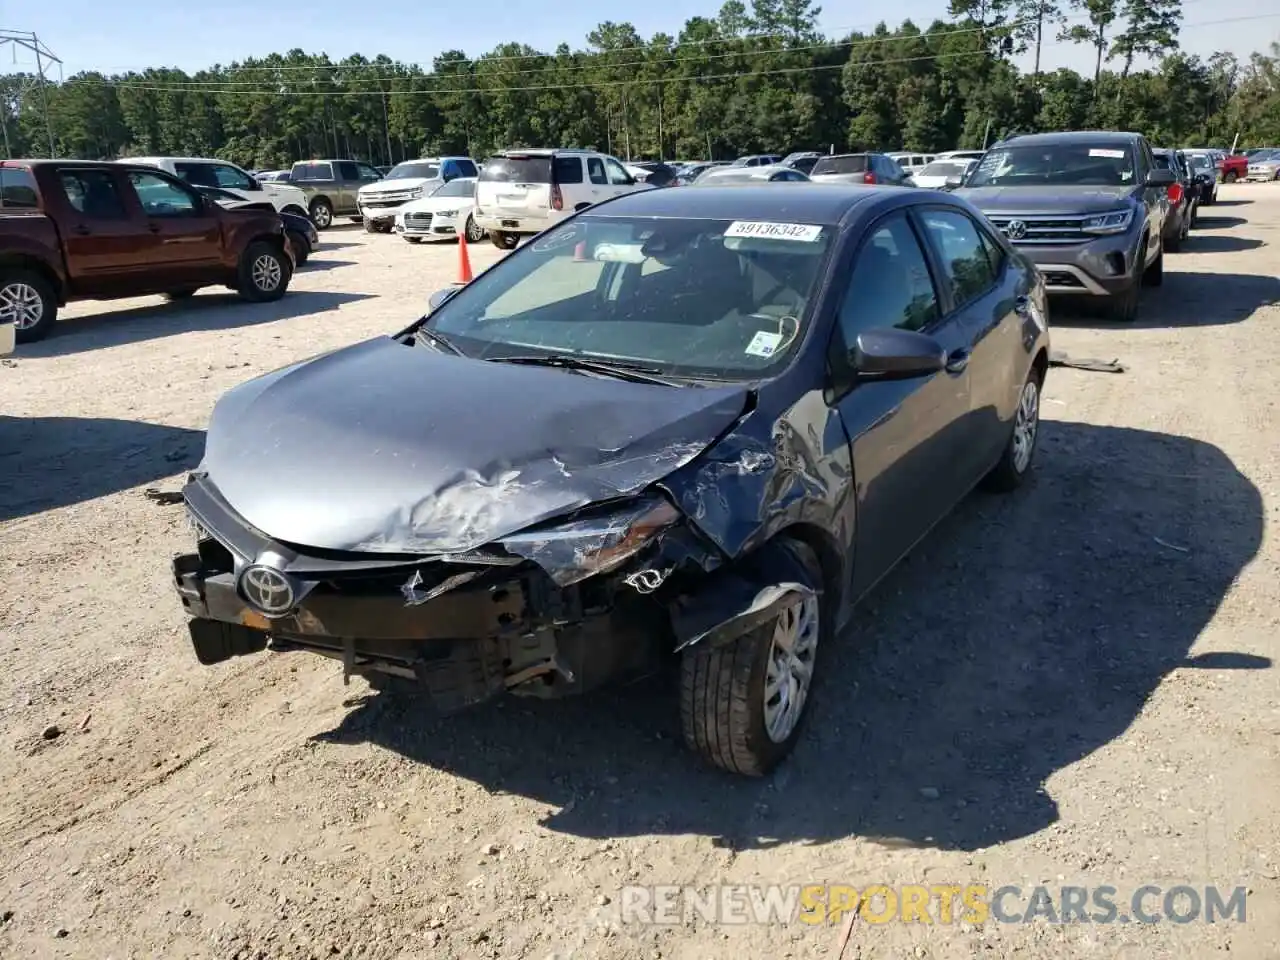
[
  {"left": 465, "top": 215, "right": 485, "bottom": 244},
  {"left": 404, "top": 236, "right": 422, "bottom": 244},
  {"left": 237, "top": 241, "right": 291, "bottom": 303},
  {"left": 982, "top": 367, "right": 1043, "bottom": 492},
  {"left": 309, "top": 198, "right": 334, "bottom": 230},
  {"left": 679, "top": 542, "right": 824, "bottom": 777},
  {"left": 1143, "top": 246, "right": 1164, "bottom": 287},
  {"left": 1, "top": 269, "right": 58, "bottom": 344}
]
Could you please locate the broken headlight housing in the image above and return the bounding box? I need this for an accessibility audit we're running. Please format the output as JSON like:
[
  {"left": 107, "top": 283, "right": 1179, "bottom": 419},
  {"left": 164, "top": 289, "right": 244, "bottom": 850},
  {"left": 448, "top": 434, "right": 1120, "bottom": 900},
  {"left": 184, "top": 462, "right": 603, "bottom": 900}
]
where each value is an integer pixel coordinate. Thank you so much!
[{"left": 499, "top": 495, "right": 680, "bottom": 587}]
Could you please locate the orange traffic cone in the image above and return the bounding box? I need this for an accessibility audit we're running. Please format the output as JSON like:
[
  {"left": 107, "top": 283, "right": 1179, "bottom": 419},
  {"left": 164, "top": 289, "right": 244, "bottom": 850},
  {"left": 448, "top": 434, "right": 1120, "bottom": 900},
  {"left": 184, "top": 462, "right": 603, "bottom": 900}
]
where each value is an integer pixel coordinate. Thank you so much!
[
  {"left": 455, "top": 227, "right": 474, "bottom": 285},
  {"left": 572, "top": 240, "right": 589, "bottom": 262}
]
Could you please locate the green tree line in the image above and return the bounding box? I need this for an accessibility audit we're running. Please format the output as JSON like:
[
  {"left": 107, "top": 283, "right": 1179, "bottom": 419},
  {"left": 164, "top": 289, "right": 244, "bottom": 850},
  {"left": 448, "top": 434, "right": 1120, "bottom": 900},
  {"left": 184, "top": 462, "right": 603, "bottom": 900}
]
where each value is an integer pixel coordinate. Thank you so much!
[{"left": 1, "top": 0, "right": 1278, "bottom": 169}]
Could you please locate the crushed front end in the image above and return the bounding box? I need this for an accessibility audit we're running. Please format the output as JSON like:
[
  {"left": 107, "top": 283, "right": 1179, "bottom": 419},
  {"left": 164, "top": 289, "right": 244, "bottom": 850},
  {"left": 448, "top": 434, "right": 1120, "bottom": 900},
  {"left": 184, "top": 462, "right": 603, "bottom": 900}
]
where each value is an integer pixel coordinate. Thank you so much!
[{"left": 171, "top": 475, "right": 723, "bottom": 712}]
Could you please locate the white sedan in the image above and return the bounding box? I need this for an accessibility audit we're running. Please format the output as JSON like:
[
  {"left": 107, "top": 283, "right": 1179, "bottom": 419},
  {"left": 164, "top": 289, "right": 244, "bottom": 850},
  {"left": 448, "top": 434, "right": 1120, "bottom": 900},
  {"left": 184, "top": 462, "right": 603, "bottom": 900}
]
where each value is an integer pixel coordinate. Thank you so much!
[
  {"left": 908, "top": 158, "right": 978, "bottom": 190},
  {"left": 393, "top": 177, "right": 485, "bottom": 244}
]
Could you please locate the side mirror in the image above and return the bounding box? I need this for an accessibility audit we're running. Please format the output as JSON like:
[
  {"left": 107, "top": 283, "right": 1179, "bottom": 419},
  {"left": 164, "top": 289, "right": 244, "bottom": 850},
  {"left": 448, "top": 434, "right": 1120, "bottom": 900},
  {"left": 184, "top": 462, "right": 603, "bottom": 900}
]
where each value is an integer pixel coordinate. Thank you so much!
[
  {"left": 852, "top": 328, "right": 947, "bottom": 380},
  {"left": 944, "top": 175, "right": 965, "bottom": 190},
  {"left": 427, "top": 287, "right": 458, "bottom": 312},
  {"left": 244, "top": 178, "right": 262, "bottom": 192},
  {"left": 1146, "top": 168, "right": 1177, "bottom": 187}
]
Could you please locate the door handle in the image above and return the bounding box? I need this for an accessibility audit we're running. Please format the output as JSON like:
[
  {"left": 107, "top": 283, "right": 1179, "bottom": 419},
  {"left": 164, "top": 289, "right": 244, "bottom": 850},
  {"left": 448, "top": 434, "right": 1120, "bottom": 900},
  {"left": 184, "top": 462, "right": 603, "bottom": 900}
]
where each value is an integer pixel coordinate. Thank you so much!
[{"left": 945, "top": 349, "right": 970, "bottom": 374}]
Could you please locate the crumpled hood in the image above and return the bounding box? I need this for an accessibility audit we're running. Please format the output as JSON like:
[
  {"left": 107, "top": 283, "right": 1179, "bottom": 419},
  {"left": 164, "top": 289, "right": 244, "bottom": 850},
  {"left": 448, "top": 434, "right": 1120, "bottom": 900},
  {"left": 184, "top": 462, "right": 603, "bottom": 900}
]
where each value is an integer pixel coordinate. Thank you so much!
[
  {"left": 956, "top": 185, "right": 1138, "bottom": 215},
  {"left": 199, "top": 337, "right": 750, "bottom": 554}
]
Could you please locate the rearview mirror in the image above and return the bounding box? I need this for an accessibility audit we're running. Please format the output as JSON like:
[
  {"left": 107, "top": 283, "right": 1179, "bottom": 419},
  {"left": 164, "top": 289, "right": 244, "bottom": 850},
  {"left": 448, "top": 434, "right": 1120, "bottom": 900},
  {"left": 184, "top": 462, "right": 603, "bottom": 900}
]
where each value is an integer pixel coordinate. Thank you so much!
[
  {"left": 427, "top": 287, "right": 458, "bottom": 312},
  {"left": 1146, "top": 168, "right": 1177, "bottom": 187},
  {"left": 853, "top": 328, "right": 946, "bottom": 380}
]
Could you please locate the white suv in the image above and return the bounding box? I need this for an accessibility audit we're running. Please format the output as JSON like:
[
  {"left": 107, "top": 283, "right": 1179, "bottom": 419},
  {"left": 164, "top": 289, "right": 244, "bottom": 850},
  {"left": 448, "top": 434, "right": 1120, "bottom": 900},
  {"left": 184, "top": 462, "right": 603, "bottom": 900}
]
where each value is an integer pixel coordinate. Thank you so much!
[
  {"left": 474, "top": 149, "right": 652, "bottom": 249},
  {"left": 125, "top": 157, "right": 309, "bottom": 217},
  {"left": 356, "top": 157, "right": 478, "bottom": 233}
]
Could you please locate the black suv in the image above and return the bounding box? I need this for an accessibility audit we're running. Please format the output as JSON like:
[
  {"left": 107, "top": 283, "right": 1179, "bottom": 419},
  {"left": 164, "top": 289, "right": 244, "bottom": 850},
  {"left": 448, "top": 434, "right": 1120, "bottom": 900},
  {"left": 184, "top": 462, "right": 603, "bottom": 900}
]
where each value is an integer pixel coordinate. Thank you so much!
[{"left": 956, "top": 131, "right": 1177, "bottom": 322}]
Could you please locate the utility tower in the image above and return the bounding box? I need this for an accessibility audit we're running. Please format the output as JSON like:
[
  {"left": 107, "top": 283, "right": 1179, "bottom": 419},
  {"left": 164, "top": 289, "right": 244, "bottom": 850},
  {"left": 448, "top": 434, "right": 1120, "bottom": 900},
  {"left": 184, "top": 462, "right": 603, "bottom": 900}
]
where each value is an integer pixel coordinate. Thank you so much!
[{"left": 0, "top": 29, "right": 62, "bottom": 157}]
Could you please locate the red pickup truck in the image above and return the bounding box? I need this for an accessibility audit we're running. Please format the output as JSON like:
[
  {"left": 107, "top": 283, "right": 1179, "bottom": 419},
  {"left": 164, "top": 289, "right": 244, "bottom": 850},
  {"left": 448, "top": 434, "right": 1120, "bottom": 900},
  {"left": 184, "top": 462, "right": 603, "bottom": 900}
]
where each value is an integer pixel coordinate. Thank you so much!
[{"left": 0, "top": 159, "right": 293, "bottom": 343}]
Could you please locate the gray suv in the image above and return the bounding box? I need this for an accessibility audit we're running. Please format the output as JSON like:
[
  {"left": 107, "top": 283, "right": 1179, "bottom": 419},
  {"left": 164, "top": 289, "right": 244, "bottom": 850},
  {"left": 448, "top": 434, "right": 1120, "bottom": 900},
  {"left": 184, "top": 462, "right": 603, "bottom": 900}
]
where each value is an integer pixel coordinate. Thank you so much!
[
  {"left": 287, "top": 159, "right": 384, "bottom": 229},
  {"left": 956, "top": 131, "right": 1176, "bottom": 322}
]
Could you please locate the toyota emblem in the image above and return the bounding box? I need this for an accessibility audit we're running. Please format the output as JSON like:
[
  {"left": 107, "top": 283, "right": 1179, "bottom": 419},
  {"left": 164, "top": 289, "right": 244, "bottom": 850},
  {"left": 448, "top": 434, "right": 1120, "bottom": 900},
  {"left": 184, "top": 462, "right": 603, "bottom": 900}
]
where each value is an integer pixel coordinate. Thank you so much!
[
  {"left": 1005, "top": 219, "right": 1028, "bottom": 240},
  {"left": 238, "top": 564, "right": 297, "bottom": 617}
]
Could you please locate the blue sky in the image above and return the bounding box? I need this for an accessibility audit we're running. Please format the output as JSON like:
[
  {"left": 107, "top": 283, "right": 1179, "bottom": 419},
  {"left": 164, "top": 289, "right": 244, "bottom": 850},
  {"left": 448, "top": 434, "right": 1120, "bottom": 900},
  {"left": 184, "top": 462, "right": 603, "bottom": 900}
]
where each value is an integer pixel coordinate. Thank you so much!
[{"left": 13, "top": 0, "right": 1280, "bottom": 79}]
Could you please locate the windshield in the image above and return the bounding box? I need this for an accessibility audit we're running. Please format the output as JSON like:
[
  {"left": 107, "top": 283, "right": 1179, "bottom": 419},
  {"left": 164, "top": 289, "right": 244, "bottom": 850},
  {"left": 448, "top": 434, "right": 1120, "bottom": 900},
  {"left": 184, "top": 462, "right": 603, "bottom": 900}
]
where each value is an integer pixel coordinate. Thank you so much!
[
  {"left": 918, "top": 160, "right": 970, "bottom": 177},
  {"left": 425, "top": 216, "right": 833, "bottom": 380},
  {"left": 386, "top": 162, "right": 441, "bottom": 180},
  {"left": 811, "top": 156, "right": 867, "bottom": 175},
  {"left": 1189, "top": 154, "right": 1214, "bottom": 171},
  {"left": 967, "top": 143, "right": 1137, "bottom": 187}
]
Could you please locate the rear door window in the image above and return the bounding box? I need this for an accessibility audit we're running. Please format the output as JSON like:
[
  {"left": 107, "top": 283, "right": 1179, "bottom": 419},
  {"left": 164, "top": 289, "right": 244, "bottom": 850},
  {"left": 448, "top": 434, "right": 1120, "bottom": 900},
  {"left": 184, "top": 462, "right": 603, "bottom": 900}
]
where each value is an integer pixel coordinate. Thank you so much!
[
  {"left": 211, "top": 164, "right": 255, "bottom": 190},
  {"left": 479, "top": 156, "right": 553, "bottom": 183},
  {"left": 587, "top": 158, "right": 608, "bottom": 185},
  {"left": 336, "top": 161, "right": 360, "bottom": 181},
  {"left": 356, "top": 163, "right": 382, "bottom": 181},
  {"left": 127, "top": 171, "right": 200, "bottom": 217},
  {"left": 174, "top": 162, "right": 219, "bottom": 188},
  {"left": 59, "top": 169, "right": 127, "bottom": 219},
  {"left": 553, "top": 157, "right": 584, "bottom": 184},
  {"left": 918, "top": 208, "right": 997, "bottom": 307}
]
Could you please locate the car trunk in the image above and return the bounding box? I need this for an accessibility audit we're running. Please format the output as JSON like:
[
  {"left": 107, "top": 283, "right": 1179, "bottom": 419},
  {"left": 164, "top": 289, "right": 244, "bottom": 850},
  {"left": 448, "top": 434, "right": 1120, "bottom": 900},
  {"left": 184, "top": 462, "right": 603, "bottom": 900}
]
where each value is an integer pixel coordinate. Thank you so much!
[{"left": 477, "top": 155, "right": 554, "bottom": 220}]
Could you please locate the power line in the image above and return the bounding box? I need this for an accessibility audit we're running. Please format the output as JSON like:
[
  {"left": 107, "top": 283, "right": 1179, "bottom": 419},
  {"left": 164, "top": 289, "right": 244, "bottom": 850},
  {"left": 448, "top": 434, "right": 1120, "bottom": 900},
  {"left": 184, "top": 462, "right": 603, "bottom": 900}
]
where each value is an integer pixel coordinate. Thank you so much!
[
  {"left": 53, "top": 14, "right": 1278, "bottom": 99},
  {"left": 67, "top": 18, "right": 1043, "bottom": 89}
]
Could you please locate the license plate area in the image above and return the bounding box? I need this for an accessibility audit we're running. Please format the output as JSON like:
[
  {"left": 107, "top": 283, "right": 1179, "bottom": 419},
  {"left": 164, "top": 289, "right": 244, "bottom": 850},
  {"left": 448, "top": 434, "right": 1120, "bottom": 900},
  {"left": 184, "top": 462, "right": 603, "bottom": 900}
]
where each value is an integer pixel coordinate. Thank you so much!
[{"left": 502, "top": 219, "right": 520, "bottom": 229}]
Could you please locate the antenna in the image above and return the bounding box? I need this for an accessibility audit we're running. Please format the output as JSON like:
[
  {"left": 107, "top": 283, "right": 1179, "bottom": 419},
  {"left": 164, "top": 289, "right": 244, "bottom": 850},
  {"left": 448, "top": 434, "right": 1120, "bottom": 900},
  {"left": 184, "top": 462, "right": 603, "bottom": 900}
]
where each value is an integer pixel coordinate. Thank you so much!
[{"left": 0, "top": 29, "right": 62, "bottom": 157}]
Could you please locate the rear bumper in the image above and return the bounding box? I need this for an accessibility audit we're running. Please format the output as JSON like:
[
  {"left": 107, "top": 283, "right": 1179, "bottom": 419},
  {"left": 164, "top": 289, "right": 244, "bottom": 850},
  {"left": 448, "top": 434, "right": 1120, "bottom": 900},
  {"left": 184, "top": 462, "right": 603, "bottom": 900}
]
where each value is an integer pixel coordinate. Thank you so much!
[{"left": 474, "top": 212, "right": 558, "bottom": 235}]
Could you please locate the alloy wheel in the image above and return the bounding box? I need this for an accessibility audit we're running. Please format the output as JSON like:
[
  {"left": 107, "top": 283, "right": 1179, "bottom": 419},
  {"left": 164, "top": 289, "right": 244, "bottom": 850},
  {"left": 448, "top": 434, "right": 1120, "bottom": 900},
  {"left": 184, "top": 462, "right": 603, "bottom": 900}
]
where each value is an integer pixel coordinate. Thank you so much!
[
  {"left": 0, "top": 282, "right": 43, "bottom": 330},
  {"left": 252, "top": 254, "right": 282, "bottom": 292}
]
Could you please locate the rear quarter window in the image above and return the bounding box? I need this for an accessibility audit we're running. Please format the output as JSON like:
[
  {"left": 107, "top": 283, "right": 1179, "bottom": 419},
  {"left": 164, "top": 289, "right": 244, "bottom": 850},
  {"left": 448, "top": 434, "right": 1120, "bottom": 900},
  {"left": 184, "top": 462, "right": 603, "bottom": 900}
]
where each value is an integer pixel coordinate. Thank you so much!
[
  {"left": 479, "top": 157, "right": 553, "bottom": 183},
  {"left": 0, "top": 168, "right": 39, "bottom": 208}
]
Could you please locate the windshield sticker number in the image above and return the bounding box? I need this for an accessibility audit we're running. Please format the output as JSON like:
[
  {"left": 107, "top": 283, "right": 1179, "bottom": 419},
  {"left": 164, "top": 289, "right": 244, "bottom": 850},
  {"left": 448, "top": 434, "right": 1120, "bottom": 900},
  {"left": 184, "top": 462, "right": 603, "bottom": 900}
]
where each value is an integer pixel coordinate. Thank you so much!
[
  {"left": 726, "top": 221, "right": 823, "bottom": 242},
  {"left": 1088, "top": 149, "right": 1126, "bottom": 159},
  {"left": 745, "top": 330, "right": 783, "bottom": 358}
]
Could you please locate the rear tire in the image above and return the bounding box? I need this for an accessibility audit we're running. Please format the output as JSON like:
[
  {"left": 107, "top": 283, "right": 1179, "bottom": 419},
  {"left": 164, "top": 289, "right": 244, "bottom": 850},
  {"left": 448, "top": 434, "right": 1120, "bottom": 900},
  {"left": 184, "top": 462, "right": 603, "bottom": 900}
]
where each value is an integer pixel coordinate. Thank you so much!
[
  {"left": 679, "top": 541, "right": 825, "bottom": 777},
  {"left": 1164, "top": 229, "right": 1181, "bottom": 253},
  {"left": 287, "top": 233, "right": 309, "bottom": 265},
  {"left": 490, "top": 230, "right": 519, "bottom": 250},
  {"left": 982, "top": 366, "right": 1043, "bottom": 492},
  {"left": 1224, "top": 171, "right": 1238, "bottom": 184},
  {"left": 237, "top": 241, "right": 291, "bottom": 303},
  {"left": 309, "top": 198, "right": 334, "bottom": 230},
  {"left": 1, "top": 269, "right": 57, "bottom": 344}
]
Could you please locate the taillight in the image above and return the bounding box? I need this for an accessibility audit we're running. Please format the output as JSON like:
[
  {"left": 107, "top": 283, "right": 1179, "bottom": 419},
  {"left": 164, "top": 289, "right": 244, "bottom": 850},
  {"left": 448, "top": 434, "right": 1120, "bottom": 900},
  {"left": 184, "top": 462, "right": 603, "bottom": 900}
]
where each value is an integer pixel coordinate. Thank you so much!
[
  {"left": 863, "top": 171, "right": 877, "bottom": 184},
  {"left": 1167, "top": 182, "right": 1183, "bottom": 204},
  {"left": 551, "top": 184, "right": 564, "bottom": 211}
]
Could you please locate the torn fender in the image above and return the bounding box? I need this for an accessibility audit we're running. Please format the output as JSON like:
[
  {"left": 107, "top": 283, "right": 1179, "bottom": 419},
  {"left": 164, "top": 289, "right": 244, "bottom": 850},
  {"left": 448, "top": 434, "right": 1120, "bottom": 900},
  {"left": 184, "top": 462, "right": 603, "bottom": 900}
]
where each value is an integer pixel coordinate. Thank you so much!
[{"left": 668, "top": 539, "right": 819, "bottom": 652}]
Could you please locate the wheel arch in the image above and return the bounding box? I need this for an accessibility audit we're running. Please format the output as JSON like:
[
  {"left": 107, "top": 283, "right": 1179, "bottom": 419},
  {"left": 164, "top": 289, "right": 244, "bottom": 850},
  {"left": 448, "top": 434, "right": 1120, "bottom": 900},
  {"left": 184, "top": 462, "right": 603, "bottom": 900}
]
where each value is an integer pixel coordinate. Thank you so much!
[{"left": 0, "top": 254, "right": 65, "bottom": 305}]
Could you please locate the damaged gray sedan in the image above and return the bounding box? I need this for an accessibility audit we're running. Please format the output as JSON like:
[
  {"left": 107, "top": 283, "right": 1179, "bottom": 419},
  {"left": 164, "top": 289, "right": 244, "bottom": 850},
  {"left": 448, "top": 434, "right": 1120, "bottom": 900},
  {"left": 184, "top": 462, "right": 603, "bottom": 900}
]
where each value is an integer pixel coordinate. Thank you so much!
[{"left": 172, "top": 184, "right": 1050, "bottom": 775}]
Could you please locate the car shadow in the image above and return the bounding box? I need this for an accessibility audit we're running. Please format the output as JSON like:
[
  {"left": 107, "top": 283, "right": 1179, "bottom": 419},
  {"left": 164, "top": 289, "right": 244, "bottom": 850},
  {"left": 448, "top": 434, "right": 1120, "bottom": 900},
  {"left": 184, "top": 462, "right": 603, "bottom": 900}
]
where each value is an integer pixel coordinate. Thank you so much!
[
  {"left": 315, "top": 241, "right": 360, "bottom": 252},
  {"left": 17, "top": 291, "right": 375, "bottom": 358},
  {"left": 1051, "top": 271, "right": 1280, "bottom": 328},
  {"left": 1181, "top": 234, "right": 1264, "bottom": 253},
  {"left": 312, "top": 421, "right": 1264, "bottom": 851},
  {"left": 1208, "top": 199, "right": 1251, "bottom": 207},
  {"left": 299, "top": 259, "right": 358, "bottom": 272},
  {"left": 0, "top": 416, "right": 204, "bottom": 521},
  {"left": 1192, "top": 215, "right": 1247, "bottom": 230}
]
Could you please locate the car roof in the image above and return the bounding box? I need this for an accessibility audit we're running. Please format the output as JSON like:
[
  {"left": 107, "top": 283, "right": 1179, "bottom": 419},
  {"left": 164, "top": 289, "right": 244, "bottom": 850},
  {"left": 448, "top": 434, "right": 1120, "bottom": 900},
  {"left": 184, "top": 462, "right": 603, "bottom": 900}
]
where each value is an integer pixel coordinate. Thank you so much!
[
  {"left": 998, "top": 130, "right": 1144, "bottom": 148},
  {"left": 584, "top": 182, "right": 888, "bottom": 224},
  {"left": 126, "top": 156, "right": 248, "bottom": 166},
  {"left": 496, "top": 148, "right": 597, "bottom": 157},
  {"left": 7, "top": 159, "right": 185, "bottom": 173}
]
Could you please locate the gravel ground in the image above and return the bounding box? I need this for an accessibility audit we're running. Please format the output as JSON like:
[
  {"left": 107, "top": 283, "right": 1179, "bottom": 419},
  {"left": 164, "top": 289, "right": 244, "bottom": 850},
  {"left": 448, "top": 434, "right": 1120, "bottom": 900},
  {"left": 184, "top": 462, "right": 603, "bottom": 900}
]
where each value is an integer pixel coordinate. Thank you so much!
[{"left": 1, "top": 189, "right": 1278, "bottom": 960}]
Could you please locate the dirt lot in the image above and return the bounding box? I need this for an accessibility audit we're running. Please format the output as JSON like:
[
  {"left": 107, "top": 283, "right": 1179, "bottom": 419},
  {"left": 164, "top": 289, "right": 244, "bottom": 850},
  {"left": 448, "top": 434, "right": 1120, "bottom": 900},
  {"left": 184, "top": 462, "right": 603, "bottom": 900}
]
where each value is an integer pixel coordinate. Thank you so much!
[{"left": 2, "top": 190, "right": 1279, "bottom": 960}]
